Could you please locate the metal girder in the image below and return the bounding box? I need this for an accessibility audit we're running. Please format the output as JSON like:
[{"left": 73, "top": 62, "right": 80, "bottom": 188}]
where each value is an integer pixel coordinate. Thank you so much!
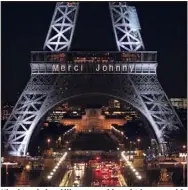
[
  {"left": 43, "top": 2, "right": 79, "bottom": 51},
  {"left": 44, "top": 1, "right": 144, "bottom": 52},
  {"left": 2, "top": 74, "right": 184, "bottom": 156},
  {"left": 109, "top": 2, "right": 144, "bottom": 51},
  {"left": 2, "top": 75, "right": 57, "bottom": 156}
]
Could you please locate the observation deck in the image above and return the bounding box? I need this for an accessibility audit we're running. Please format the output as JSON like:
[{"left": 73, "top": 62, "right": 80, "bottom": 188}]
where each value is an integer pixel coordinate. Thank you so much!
[{"left": 30, "top": 51, "right": 157, "bottom": 74}]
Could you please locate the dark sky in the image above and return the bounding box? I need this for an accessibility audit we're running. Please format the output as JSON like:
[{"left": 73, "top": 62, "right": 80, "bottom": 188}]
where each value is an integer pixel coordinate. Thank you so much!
[{"left": 2, "top": 1, "right": 187, "bottom": 105}]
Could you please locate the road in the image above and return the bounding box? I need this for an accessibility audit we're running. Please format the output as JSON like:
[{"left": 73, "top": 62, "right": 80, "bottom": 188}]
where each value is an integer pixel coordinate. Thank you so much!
[
  {"left": 82, "top": 166, "right": 93, "bottom": 186},
  {"left": 59, "top": 163, "right": 87, "bottom": 187},
  {"left": 59, "top": 159, "right": 127, "bottom": 187}
]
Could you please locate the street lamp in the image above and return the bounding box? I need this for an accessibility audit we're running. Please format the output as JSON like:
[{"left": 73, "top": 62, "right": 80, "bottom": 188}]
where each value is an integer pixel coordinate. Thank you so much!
[
  {"left": 47, "top": 138, "right": 51, "bottom": 149},
  {"left": 58, "top": 136, "right": 62, "bottom": 144},
  {"left": 2, "top": 162, "right": 18, "bottom": 186},
  {"left": 182, "top": 161, "right": 186, "bottom": 187},
  {"left": 137, "top": 138, "right": 141, "bottom": 149},
  {"left": 182, "top": 145, "right": 186, "bottom": 152},
  {"left": 129, "top": 141, "right": 132, "bottom": 161},
  {"left": 5, "top": 164, "right": 9, "bottom": 186},
  {"left": 25, "top": 164, "right": 31, "bottom": 171},
  {"left": 121, "top": 132, "right": 124, "bottom": 141},
  {"left": 24, "top": 164, "right": 31, "bottom": 184}
]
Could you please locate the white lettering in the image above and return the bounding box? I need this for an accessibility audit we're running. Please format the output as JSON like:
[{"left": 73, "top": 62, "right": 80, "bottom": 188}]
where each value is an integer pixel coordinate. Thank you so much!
[
  {"left": 109, "top": 64, "right": 114, "bottom": 72},
  {"left": 122, "top": 65, "right": 128, "bottom": 72},
  {"left": 96, "top": 64, "right": 100, "bottom": 71},
  {"left": 81, "top": 64, "right": 83, "bottom": 71},
  {"left": 115, "top": 65, "right": 121, "bottom": 72},
  {"left": 52, "top": 64, "right": 59, "bottom": 72},
  {"left": 129, "top": 64, "right": 135, "bottom": 72},
  {"left": 74, "top": 65, "right": 79, "bottom": 71},
  {"left": 67, "top": 65, "right": 72, "bottom": 71},
  {"left": 61, "top": 65, "right": 66, "bottom": 71},
  {"left": 102, "top": 65, "right": 108, "bottom": 71}
]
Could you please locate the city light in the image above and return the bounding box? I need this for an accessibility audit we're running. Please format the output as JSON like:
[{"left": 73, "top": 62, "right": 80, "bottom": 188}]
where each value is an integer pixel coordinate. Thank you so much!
[
  {"left": 137, "top": 138, "right": 141, "bottom": 149},
  {"left": 179, "top": 153, "right": 187, "bottom": 158},
  {"left": 63, "top": 127, "right": 76, "bottom": 137},
  {"left": 25, "top": 164, "right": 31, "bottom": 171},
  {"left": 111, "top": 126, "right": 124, "bottom": 135},
  {"left": 47, "top": 175, "right": 52, "bottom": 179},
  {"left": 135, "top": 172, "right": 139, "bottom": 176},
  {"left": 47, "top": 152, "right": 68, "bottom": 180},
  {"left": 121, "top": 151, "right": 142, "bottom": 181},
  {"left": 2, "top": 162, "right": 18, "bottom": 166},
  {"left": 47, "top": 138, "right": 51, "bottom": 149},
  {"left": 137, "top": 175, "right": 142, "bottom": 179}
]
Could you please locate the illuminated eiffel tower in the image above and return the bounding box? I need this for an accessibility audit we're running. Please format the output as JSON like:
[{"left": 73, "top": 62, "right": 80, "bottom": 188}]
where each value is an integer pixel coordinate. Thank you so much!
[{"left": 3, "top": 2, "right": 184, "bottom": 156}]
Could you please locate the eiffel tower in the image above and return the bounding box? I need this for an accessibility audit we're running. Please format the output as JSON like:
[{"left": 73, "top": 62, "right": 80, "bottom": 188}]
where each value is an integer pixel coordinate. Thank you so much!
[{"left": 3, "top": 2, "right": 184, "bottom": 156}]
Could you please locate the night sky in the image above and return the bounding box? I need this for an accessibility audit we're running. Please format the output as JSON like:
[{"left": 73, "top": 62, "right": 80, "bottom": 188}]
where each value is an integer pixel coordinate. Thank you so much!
[{"left": 1, "top": 1, "right": 187, "bottom": 105}]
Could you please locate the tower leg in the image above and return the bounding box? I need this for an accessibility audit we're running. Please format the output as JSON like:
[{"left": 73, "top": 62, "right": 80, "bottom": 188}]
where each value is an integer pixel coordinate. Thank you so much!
[{"left": 2, "top": 74, "right": 57, "bottom": 156}]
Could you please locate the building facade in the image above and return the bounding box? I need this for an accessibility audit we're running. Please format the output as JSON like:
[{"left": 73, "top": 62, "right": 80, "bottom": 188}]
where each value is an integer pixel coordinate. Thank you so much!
[
  {"left": 1, "top": 104, "right": 14, "bottom": 121},
  {"left": 170, "top": 98, "right": 187, "bottom": 109}
]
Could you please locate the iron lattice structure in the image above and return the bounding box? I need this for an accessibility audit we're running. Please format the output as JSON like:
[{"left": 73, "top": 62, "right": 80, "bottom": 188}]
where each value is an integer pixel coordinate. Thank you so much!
[
  {"left": 3, "top": 2, "right": 183, "bottom": 156},
  {"left": 109, "top": 2, "right": 144, "bottom": 51},
  {"left": 44, "top": 2, "right": 79, "bottom": 51}
]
